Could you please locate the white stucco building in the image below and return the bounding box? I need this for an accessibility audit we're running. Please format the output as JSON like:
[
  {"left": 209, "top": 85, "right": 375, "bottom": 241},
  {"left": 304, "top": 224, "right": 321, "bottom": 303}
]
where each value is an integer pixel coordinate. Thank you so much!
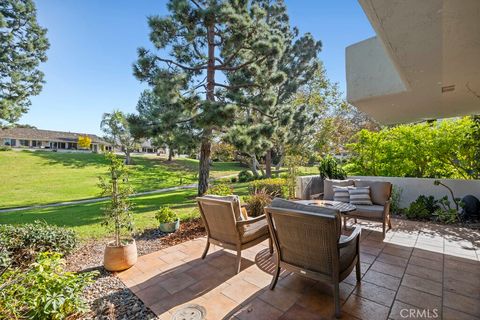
[{"left": 346, "top": 0, "right": 480, "bottom": 123}]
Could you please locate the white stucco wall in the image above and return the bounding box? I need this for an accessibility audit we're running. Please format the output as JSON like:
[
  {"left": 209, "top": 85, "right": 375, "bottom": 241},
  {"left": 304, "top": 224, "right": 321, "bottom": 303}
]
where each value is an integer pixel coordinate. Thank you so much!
[
  {"left": 351, "top": 176, "right": 480, "bottom": 208},
  {"left": 297, "top": 175, "right": 480, "bottom": 208}
]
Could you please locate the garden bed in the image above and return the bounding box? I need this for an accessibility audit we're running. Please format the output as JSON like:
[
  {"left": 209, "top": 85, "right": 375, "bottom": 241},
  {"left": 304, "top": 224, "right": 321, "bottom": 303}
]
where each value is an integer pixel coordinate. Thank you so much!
[
  {"left": 66, "top": 218, "right": 206, "bottom": 319},
  {"left": 391, "top": 213, "right": 480, "bottom": 230}
]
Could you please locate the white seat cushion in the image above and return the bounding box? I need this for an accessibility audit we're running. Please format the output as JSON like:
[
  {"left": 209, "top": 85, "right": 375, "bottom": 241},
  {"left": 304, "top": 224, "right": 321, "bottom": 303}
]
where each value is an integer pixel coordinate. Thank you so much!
[{"left": 348, "top": 204, "right": 384, "bottom": 219}]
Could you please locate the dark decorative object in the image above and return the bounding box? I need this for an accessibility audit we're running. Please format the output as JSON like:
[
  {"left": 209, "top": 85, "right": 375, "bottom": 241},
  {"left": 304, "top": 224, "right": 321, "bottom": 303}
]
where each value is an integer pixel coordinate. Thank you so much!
[{"left": 460, "top": 195, "right": 480, "bottom": 220}]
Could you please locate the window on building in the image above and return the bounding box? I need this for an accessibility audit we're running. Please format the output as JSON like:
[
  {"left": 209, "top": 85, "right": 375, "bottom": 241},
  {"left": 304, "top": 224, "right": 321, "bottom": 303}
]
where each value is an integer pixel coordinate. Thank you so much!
[
  {"left": 31, "top": 140, "right": 42, "bottom": 147},
  {"left": 58, "top": 142, "right": 66, "bottom": 149},
  {"left": 19, "top": 140, "right": 29, "bottom": 147}
]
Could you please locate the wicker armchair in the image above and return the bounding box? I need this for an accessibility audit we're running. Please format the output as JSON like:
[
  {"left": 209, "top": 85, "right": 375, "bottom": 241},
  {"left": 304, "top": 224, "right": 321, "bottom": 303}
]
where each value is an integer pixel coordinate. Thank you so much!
[
  {"left": 265, "top": 198, "right": 361, "bottom": 318},
  {"left": 196, "top": 196, "right": 272, "bottom": 274}
]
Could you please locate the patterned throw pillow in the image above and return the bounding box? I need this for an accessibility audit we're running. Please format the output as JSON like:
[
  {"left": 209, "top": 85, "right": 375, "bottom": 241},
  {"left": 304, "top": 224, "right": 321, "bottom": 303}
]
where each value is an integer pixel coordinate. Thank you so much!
[
  {"left": 348, "top": 186, "right": 372, "bottom": 205},
  {"left": 333, "top": 186, "right": 350, "bottom": 203}
]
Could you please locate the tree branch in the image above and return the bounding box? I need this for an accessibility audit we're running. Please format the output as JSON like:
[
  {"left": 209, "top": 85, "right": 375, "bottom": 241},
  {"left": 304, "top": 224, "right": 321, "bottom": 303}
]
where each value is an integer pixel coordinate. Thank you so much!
[
  {"left": 213, "top": 82, "right": 259, "bottom": 90},
  {"left": 217, "top": 56, "right": 267, "bottom": 71},
  {"left": 156, "top": 57, "right": 207, "bottom": 71},
  {"left": 190, "top": 0, "right": 203, "bottom": 9}
]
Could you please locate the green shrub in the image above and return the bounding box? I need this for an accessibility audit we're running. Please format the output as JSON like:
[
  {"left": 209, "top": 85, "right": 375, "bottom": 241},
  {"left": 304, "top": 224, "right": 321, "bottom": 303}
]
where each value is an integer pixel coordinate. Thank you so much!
[
  {"left": 206, "top": 183, "right": 233, "bottom": 196},
  {"left": 0, "top": 252, "right": 97, "bottom": 320},
  {"left": 0, "top": 222, "right": 78, "bottom": 267},
  {"left": 238, "top": 170, "right": 254, "bottom": 182},
  {"left": 432, "top": 195, "right": 460, "bottom": 224},
  {"left": 155, "top": 207, "right": 178, "bottom": 224},
  {"left": 406, "top": 201, "right": 430, "bottom": 220},
  {"left": 346, "top": 117, "right": 479, "bottom": 179},
  {"left": 230, "top": 176, "right": 238, "bottom": 183},
  {"left": 390, "top": 186, "right": 403, "bottom": 215},
  {"left": 318, "top": 155, "right": 346, "bottom": 180},
  {"left": 0, "top": 146, "right": 12, "bottom": 151},
  {"left": 244, "top": 190, "right": 272, "bottom": 217},
  {"left": 433, "top": 207, "right": 458, "bottom": 224},
  {"left": 248, "top": 178, "right": 288, "bottom": 198},
  {"left": 406, "top": 195, "right": 439, "bottom": 220}
]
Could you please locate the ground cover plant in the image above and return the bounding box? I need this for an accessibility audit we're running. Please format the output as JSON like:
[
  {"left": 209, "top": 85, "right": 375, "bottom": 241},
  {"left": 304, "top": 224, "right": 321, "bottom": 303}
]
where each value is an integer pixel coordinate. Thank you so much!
[
  {"left": 0, "top": 222, "right": 77, "bottom": 268},
  {"left": 0, "top": 221, "right": 94, "bottom": 319},
  {"left": 406, "top": 195, "right": 439, "bottom": 220},
  {"left": 0, "top": 252, "right": 97, "bottom": 320},
  {"left": 404, "top": 181, "right": 466, "bottom": 224},
  {"left": 0, "top": 151, "right": 244, "bottom": 208}
]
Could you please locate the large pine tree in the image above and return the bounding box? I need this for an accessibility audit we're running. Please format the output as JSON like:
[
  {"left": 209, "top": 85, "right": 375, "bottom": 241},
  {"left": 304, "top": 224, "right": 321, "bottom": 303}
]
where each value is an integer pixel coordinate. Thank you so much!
[
  {"left": 134, "top": 0, "right": 285, "bottom": 195},
  {"left": 226, "top": 0, "right": 322, "bottom": 177}
]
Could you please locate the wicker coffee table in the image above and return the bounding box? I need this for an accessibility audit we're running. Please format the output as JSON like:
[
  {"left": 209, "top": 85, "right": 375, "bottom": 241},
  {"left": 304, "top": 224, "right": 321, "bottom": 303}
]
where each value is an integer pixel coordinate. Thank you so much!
[{"left": 295, "top": 200, "right": 356, "bottom": 214}]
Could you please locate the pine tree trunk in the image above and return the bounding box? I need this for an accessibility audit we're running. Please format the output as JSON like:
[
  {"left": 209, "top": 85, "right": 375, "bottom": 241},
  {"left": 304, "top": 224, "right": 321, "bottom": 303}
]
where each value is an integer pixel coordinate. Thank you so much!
[
  {"left": 197, "top": 21, "right": 216, "bottom": 196},
  {"left": 198, "top": 134, "right": 212, "bottom": 196},
  {"left": 265, "top": 149, "right": 272, "bottom": 178},
  {"left": 125, "top": 151, "right": 132, "bottom": 165},
  {"left": 275, "top": 153, "right": 284, "bottom": 171},
  {"left": 250, "top": 155, "right": 259, "bottom": 177},
  {"left": 168, "top": 147, "right": 174, "bottom": 161}
]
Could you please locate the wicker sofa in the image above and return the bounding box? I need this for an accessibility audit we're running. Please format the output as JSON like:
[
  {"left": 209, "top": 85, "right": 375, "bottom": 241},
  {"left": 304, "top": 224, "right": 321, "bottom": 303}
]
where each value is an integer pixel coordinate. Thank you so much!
[{"left": 321, "top": 179, "right": 393, "bottom": 238}]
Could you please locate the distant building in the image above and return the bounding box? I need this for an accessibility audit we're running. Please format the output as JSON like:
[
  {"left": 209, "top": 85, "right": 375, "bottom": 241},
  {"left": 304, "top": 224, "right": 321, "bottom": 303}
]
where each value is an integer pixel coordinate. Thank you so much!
[
  {"left": 139, "top": 139, "right": 158, "bottom": 154},
  {"left": 0, "top": 127, "right": 110, "bottom": 152}
]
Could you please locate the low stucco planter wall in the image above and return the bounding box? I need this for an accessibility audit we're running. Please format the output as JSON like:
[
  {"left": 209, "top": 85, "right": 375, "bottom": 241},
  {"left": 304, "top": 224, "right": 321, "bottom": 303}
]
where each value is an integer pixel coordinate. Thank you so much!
[{"left": 296, "top": 175, "right": 480, "bottom": 208}]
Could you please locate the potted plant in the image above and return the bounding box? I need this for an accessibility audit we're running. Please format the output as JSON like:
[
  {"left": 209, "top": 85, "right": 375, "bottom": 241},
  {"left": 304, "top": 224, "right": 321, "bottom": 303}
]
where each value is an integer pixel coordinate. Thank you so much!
[
  {"left": 99, "top": 152, "right": 137, "bottom": 272},
  {"left": 155, "top": 207, "right": 179, "bottom": 233}
]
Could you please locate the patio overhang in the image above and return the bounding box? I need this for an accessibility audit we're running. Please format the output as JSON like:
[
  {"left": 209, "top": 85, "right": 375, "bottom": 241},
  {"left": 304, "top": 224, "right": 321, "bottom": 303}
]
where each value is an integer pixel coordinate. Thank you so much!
[{"left": 346, "top": 0, "right": 480, "bottom": 124}]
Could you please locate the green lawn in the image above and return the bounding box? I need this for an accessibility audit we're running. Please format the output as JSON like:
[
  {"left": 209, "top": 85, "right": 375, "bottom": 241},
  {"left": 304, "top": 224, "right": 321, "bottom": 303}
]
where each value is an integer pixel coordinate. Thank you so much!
[
  {"left": 0, "top": 151, "right": 244, "bottom": 208},
  {"left": 0, "top": 183, "right": 250, "bottom": 240}
]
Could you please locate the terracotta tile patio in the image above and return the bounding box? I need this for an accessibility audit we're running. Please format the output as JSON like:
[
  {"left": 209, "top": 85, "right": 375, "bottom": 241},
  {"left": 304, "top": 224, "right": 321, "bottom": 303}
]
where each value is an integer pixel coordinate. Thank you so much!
[{"left": 118, "top": 219, "right": 480, "bottom": 319}]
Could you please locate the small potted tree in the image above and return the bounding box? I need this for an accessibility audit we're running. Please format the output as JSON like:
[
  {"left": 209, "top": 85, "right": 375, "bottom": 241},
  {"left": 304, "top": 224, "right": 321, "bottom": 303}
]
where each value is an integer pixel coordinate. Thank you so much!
[
  {"left": 155, "top": 207, "right": 180, "bottom": 233},
  {"left": 99, "top": 152, "right": 137, "bottom": 271}
]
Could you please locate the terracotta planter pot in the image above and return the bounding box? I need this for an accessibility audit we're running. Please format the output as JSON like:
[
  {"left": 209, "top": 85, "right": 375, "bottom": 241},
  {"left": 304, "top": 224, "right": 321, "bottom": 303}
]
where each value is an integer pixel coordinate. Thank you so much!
[
  {"left": 159, "top": 219, "right": 180, "bottom": 233},
  {"left": 103, "top": 239, "right": 137, "bottom": 272}
]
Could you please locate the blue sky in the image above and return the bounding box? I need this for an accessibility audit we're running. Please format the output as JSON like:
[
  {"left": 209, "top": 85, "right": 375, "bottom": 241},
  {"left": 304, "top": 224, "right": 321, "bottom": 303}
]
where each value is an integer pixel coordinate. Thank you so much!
[{"left": 20, "top": 0, "right": 374, "bottom": 135}]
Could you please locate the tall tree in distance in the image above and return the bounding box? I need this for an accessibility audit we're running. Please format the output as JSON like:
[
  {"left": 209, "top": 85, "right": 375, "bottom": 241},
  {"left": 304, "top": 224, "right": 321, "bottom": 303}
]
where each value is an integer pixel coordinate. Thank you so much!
[
  {"left": 101, "top": 110, "right": 139, "bottom": 165},
  {"left": 128, "top": 90, "right": 197, "bottom": 162},
  {"left": 134, "top": 0, "right": 285, "bottom": 195},
  {"left": 0, "top": 0, "right": 49, "bottom": 123}
]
